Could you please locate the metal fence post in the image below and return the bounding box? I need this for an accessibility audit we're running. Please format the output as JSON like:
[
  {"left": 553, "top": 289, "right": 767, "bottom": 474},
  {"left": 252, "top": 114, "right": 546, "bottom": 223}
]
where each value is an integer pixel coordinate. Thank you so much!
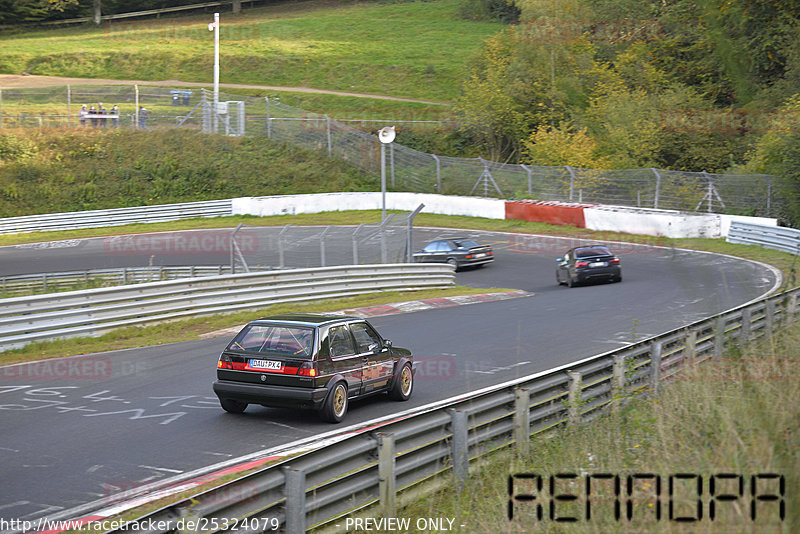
[
  {"left": 651, "top": 168, "right": 661, "bottom": 209},
  {"left": 765, "top": 175, "right": 772, "bottom": 217},
  {"left": 567, "top": 371, "right": 582, "bottom": 424},
  {"left": 521, "top": 164, "right": 532, "bottom": 196},
  {"left": 319, "top": 225, "right": 331, "bottom": 267},
  {"left": 432, "top": 154, "right": 441, "bottom": 193},
  {"left": 713, "top": 316, "right": 726, "bottom": 360},
  {"left": 407, "top": 204, "right": 425, "bottom": 263},
  {"left": 566, "top": 166, "right": 576, "bottom": 201},
  {"left": 390, "top": 142, "right": 395, "bottom": 188},
  {"left": 325, "top": 115, "right": 332, "bottom": 157},
  {"left": 684, "top": 329, "right": 697, "bottom": 366},
  {"left": 284, "top": 466, "right": 305, "bottom": 533},
  {"left": 265, "top": 97, "right": 271, "bottom": 138},
  {"left": 352, "top": 223, "right": 364, "bottom": 265},
  {"left": 649, "top": 342, "right": 662, "bottom": 394},
  {"left": 376, "top": 432, "right": 396, "bottom": 517},
  {"left": 278, "top": 224, "right": 291, "bottom": 269},
  {"left": 448, "top": 409, "right": 469, "bottom": 486},
  {"left": 380, "top": 215, "right": 395, "bottom": 264},
  {"left": 514, "top": 388, "right": 530, "bottom": 457},
  {"left": 134, "top": 85, "right": 139, "bottom": 129},
  {"left": 740, "top": 308, "right": 752, "bottom": 344}
]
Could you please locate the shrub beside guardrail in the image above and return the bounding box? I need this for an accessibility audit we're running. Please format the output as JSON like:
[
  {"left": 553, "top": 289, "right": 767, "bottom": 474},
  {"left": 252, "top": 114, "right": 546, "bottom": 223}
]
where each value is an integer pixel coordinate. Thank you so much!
[
  {"left": 0, "top": 264, "right": 454, "bottom": 351},
  {"left": 727, "top": 221, "right": 800, "bottom": 255},
  {"left": 80, "top": 284, "right": 793, "bottom": 533}
]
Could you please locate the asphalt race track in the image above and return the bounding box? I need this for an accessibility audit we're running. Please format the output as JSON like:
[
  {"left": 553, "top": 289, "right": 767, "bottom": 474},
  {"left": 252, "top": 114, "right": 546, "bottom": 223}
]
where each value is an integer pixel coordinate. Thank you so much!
[{"left": 0, "top": 227, "right": 780, "bottom": 524}]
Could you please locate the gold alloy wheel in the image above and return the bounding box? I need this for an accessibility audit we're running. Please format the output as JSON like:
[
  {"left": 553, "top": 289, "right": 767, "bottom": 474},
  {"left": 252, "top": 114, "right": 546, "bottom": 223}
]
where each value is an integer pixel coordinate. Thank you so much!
[
  {"left": 401, "top": 365, "right": 412, "bottom": 395},
  {"left": 333, "top": 384, "right": 346, "bottom": 416}
]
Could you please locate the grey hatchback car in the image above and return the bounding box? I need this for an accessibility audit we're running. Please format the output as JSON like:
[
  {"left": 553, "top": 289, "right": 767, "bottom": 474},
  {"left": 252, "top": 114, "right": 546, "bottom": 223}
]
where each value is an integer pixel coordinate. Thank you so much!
[{"left": 213, "top": 314, "right": 414, "bottom": 423}]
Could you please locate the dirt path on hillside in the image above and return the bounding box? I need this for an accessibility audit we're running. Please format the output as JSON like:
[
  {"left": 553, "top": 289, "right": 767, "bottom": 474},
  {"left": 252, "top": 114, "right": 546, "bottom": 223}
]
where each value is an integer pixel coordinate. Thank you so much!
[{"left": 0, "top": 74, "right": 451, "bottom": 105}]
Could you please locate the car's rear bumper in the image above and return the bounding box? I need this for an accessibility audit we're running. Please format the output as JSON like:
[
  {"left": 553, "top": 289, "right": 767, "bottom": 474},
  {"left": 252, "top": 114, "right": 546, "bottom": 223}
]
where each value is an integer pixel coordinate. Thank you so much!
[
  {"left": 576, "top": 266, "right": 620, "bottom": 282},
  {"left": 213, "top": 380, "right": 329, "bottom": 410}
]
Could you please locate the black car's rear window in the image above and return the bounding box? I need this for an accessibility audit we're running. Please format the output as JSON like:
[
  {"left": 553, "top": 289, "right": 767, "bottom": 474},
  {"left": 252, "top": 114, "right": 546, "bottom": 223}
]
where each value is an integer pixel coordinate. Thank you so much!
[
  {"left": 453, "top": 239, "right": 480, "bottom": 248},
  {"left": 575, "top": 247, "right": 612, "bottom": 258},
  {"left": 228, "top": 324, "right": 314, "bottom": 358}
]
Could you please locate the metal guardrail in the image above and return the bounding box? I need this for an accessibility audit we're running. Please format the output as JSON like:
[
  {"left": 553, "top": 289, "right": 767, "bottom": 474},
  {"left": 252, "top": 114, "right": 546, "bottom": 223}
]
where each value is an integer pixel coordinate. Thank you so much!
[
  {"left": 0, "top": 265, "right": 237, "bottom": 296},
  {"left": 0, "top": 264, "right": 454, "bottom": 352},
  {"left": 727, "top": 221, "right": 800, "bottom": 255},
  {"left": 0, "top": 199, "right": 233, "bottom": 234},
  {"left": 89, "top": 284, "right": 795, "bottom": 533}
]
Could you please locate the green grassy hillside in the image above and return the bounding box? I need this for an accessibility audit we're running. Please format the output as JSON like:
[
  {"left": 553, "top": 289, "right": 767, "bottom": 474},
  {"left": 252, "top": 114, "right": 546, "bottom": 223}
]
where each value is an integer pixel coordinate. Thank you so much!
[
  {"left": 0, "top": 0, "right": 502, "bottom": 105},
  {"left": 0, "top": 128, "right": 374, "bottom": 216}
]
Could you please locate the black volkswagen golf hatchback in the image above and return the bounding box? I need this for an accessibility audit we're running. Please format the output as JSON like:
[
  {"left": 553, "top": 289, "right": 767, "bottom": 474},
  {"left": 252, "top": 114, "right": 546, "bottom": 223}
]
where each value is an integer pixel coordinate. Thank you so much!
[
  {"left": 213, "top": 314, "right": 414, "bottom": 423},
  {"left": 556, "top": 245, "right": 621, "bottom": 287}
]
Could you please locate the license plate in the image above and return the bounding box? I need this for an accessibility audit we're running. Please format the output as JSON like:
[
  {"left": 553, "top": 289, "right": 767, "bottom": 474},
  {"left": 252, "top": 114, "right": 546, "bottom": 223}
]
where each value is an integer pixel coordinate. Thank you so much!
[
  {"left": 250, "top": 359, "right": 282, "bottom": 370},
  {"left": 590, "top": 261, "right": 607, "bottom": 267},
  {"left": 475, "top": 253, "right": 486, "bottom": 258}
]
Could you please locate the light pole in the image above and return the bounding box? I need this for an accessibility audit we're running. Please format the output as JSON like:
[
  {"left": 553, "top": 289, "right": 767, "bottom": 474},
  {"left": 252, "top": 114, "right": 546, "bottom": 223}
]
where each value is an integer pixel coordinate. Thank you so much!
[
  {"left": 208, "top": 13, "right": 220, "bottom": 134},
  {"left": 377, "top": 126, "right": 396, "bottom": 221}
]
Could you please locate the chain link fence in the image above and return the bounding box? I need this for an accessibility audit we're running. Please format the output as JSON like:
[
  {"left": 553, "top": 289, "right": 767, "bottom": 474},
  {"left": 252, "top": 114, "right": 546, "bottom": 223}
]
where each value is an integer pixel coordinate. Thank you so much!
[
  {"left": 0, "top": 84, "right": 778, "bottom": 216},
  {"left": 230, "top": 210, "right": 423, "bottom": 272}
]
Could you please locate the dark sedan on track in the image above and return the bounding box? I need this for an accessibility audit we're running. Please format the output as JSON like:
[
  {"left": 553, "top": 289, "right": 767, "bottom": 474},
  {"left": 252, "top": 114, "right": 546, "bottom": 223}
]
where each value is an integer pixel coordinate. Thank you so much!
[
  {"left": 213, "top": 314, "right": 414, "bottom": 423},
  {"left": 413, "top": 238, "right": 494, "bottom": 270},
  {"left": 556, "top": 245, "right": 621, "bottom": 287}
]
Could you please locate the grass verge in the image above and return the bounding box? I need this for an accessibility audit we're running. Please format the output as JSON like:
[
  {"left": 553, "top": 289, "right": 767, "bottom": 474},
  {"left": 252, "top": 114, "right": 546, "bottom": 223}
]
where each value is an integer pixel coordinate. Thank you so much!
[{"left": 400, "top": 318, "right": 800, "bottom": 533}]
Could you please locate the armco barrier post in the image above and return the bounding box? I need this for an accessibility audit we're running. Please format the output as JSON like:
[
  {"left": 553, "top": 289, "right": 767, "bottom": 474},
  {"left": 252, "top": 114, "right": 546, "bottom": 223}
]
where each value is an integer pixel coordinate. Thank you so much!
[
  {"left": 713, "top": 316, "right": 726, "bottom": 360},
  {"left": 685, "top": 329, "right": 697, "bottom": 367},
  {"left": 765, "top": 300, "right": 775, "bottom": 337},
  {"left": 740, "top": 308, "right": 752, "bottom": 344},
  {"left": 649, "top": 342, "right": 663, "bottom": 394},
  {"left": 567, "top": 371, "right": 582, "bottom": 425},
  {"left": 448, "top": 409, "right": 469, "bottom": 486},
  {"left": 377, "top": 432, "right": 396, "bottom": 517},
  {"left": 284, "top": 466, "right": 305, "bottom": 533},
  {"left": 612, "top": 355, "right": 626, "bottom": 412},
  {"left": 513, "top": 388, "right": 530, "bottom": 457}
]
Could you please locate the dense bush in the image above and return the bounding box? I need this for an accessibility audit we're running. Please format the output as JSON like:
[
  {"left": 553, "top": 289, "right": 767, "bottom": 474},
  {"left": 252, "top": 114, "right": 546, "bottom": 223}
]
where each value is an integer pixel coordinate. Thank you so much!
[{"left": 0, "top": 129, "right": 375, "bottom": 217}]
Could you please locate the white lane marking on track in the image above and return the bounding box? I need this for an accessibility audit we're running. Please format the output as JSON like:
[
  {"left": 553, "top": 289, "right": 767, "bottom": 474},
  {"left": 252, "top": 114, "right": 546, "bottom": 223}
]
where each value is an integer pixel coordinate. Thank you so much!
[{"left": 138, "top": 465, "right": 183, "bottom": 474}]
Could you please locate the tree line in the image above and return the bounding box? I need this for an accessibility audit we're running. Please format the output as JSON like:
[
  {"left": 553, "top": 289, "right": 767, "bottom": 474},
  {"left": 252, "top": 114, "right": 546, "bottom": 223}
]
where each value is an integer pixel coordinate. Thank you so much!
[
  {"left": 0, "top": 0, "right": 244, "bottom": 24},
  {"left": 453, "top": 0, "right": 800, "bottom": 222}
]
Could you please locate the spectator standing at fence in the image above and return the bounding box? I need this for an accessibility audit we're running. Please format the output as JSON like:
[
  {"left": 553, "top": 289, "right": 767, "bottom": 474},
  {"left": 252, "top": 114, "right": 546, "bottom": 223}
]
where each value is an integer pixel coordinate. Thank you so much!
[
  {"left": 138, "top": 106, "right": 148, "bottom": 130},
  {"left": 111, "top": 105, "right": 119, "bottom": 128},
  {"left": 98, "top": 102, "right": 107, "bottom": 128},
  {"left": 78, "top": 105, "right": 88, "bottom": 127},
  {"left": 89, "top": 105, "right": 98, "bottom": 127}
]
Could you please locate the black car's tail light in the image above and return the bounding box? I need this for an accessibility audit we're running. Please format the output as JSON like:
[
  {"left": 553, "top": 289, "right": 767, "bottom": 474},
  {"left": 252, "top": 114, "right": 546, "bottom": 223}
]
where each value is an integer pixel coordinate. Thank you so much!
[
  {"left": 575, "top": 260, "right": 589, "bottom": 267},
  {"left": 610, "top": 257, "right": 620, "bottom": 264},
  {"left": 297, "top": 361, "right": 317, "bottom": 377},
  {"left": 217, "top": 354, "right": 233, "bottom": 370}
]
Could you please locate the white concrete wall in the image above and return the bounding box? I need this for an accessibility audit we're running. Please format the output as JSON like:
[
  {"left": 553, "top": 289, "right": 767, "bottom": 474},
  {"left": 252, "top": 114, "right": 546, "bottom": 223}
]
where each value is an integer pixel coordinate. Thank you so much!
[
  {"left": 584, "top": 206, "right": 778, "bottom": 238},
  {"left": 231, "top": 192, "right": 507, "bottom": 220}
]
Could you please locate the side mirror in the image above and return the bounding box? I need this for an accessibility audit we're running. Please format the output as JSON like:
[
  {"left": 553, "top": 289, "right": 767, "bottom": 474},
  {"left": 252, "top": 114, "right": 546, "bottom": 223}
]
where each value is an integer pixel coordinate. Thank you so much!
[{"left": 383, "top": 340, "right": 393, "bottom": 351}]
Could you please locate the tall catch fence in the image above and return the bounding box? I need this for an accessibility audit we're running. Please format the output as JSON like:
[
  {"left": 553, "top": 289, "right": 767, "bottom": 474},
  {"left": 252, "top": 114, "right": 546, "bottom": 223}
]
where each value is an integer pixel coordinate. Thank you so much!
[
  {"left": 229, "top": 212, "right": 422, "bottom": 273},
  {"left": 0, "top": 84, "right": 777, "bottom": 217}
]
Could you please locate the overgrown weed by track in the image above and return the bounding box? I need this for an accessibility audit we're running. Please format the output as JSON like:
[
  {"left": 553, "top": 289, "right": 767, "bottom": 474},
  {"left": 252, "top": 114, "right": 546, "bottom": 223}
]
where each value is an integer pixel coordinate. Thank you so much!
[{"left": 400, "top": 318, "right": 800, "bottom": 533}]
